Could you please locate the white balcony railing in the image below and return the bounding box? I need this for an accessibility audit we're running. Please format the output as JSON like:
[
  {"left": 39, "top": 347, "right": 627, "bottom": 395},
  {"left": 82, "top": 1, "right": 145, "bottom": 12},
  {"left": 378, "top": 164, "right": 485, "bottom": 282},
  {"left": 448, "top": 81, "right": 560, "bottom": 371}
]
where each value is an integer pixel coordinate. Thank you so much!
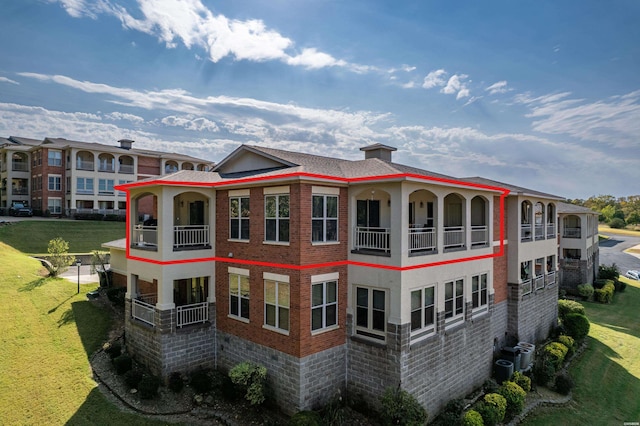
[
  {"left": 521, "top": 224, "right": 532, "bottom": 242},
  {"left": 521, "top": 279, "right": 532, "bottom": 295},
  {"left": 177, "top": 302, "right": 208, "bottom": 327},
  {"left": 563, "top": 227, "right": 581, "bottom": 238},
  {"left": 133, "top": 225, "right": 158, "bottom": 248},
  {"left": 354, "top": 227, "right": 390, "bottom": 253},
  {"left": 545, "top": 271, "right": 556, "bottom": 286},
  {"left": 409, "top": 227, "right": 436, "bottom": 252},
  {"left": 444, "top": 226, "right": 465, "bottom": 249},
  {"left": 76, "top": 161, "right": 94, "bottom": 171},
  {"left": 471, "top": 225, "right": 488, "bottom": 247},
  {"left": 547, "top": 224, "right": 556, "bottom": 238},
  {"left": 132, "top": 299, "right": 155, "bottom": 326},
  {"left": 12, "top": 162, "right": 28, "bottom": 172},
  {"left": 119, "top": 164, "right": 135, "bottom": 174},
  {"left": 534, "top": 275, "right": 545, "bottom": 290},
  {"left": 174, "top": 225, "right": 210, "bottom": 248},
  {"left": 534, "top": 224, "right": 545, "bottom": 240}
]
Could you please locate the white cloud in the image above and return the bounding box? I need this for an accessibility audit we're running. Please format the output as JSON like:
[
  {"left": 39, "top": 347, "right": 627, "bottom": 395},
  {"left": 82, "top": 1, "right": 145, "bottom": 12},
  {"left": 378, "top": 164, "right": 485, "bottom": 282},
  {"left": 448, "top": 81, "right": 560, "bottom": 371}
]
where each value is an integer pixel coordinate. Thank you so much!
[
  {"left": 441, "top": 74, "right": 470, "bottom": 99},
  {"left": 0, "top": 77, "right": 19, "bottom": 85},
  {"left": 286, "top": 48, "right": 347, "bottom": 69},
  {"left": 160, "top": 115, "right": 219, "bottom": 132},
  {"left": 485, "top": 81, "right": 509, "bottom": 95},
  {"left": 105, "top": 111, "right": 145, "bottom": 123},
  {"left": 422, "top": 69, "right": 447, "bottom": 89}
]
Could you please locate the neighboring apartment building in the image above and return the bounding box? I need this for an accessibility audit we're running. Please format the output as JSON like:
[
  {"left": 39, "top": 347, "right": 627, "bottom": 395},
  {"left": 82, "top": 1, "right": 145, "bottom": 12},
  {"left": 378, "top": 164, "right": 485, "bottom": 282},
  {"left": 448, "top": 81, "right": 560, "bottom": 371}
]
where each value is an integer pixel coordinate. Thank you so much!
[
  {"left": 105, "top": 144, "right": 585, "bottom": 416},
  {"left": 0, "top": 136, "right": 214, "bottom": 216}
]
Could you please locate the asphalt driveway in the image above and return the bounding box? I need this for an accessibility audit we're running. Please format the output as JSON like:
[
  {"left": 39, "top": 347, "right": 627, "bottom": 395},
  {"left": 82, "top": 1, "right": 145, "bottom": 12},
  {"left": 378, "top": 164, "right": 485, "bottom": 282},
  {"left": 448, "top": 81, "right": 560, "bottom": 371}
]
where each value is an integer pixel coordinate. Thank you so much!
[{"left": 599, "top": 232, "right": 640, "bottom": 276}]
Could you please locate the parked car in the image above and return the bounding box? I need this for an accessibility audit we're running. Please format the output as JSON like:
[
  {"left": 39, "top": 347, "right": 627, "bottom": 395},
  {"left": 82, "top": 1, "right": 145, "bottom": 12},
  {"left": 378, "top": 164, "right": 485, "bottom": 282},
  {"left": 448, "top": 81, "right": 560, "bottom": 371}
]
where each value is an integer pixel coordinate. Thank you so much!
[
  {"left": 625, "top": 270, "right": 640, "bottom": 281},
  {"left": 8, "top": 202, "right": 33, "bottom": 217}
]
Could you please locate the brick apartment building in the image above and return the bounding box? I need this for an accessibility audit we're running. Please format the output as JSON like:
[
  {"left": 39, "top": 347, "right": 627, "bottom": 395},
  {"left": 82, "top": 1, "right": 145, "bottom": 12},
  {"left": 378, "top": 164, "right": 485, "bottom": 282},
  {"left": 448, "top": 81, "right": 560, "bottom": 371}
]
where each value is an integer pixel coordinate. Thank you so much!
[{"left": 104, "top": 143, "right": 597, "bottom": 416}]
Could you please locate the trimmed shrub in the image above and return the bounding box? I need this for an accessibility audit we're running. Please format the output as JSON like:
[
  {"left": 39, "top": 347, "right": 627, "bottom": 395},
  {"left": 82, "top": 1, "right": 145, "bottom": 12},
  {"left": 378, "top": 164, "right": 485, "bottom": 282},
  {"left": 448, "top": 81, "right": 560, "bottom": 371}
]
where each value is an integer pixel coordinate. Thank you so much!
[
  {"left": 557, "top": 335, "right": 576, "bottom": 357},
  {"left": 555, "top": 373, "right": 575, "bottom": 395},
  {"left": 557, "top": 299, "right": 585, "bottom": 320},
  {"left": 113, "top": 354, "right": 132, "bottom": 375},
  {"left": 533, "top": 357, "right": 555, "bottom": 386},
  {"left": 598, "top": 264, "right": 619, "bottom": 280},
  {"left": 594, "top": 281, "right": 615, "bottom": 303},
  {"left": 379, "top": 387, "right": 428, "bottom": 426},
  {"left": 577, "top": 283, "right": 594, "bottom": 300},
  {"left": 289, "top": 411, "right": 322, "bottom": 426},
  {"left": 614, "top": 280, "right": 627, "bottom": 292},
  {"left": 511, "top": 371, "right": 531, "bottom": 393},
  {"left": 462, "top": 409, "right": 484, "bottom": 426},
  {"left": 498, "top": 381, "right": 526, "bottom": 419},
  {"left": 124, "top": 369, "right": 144, "bottom": 389},
  {"left": 104, "top": 341, "right": 122, "bottom": 360},
  {"left": 483, "top": 379, "right": 499, "bottom": 394},
  {"left": 106, "top": 287, "right": 126, "bottom": 307},
  {"left": 138, "top": 374, "right": 161, "bottom": 399},
  {"left": 543, "top": 342, "right": 568, "bottom": 369},
  {"left": 476, "top": 393, "right": 506, "bottom": 426},
  {"left": 229, "top": 362, "right": 268, "bottom": 406},
  {"left": 168, "top": 372, "right": 184, "bottom": 393},
  {"left": 190, "top": 368, "right": 213, "bottom": 394},
  {"left": 563, "top": 313, "right": 590, "bottom": 341},
  {"left": 608, "top": 217, "right": 626, "bottom": 229}
]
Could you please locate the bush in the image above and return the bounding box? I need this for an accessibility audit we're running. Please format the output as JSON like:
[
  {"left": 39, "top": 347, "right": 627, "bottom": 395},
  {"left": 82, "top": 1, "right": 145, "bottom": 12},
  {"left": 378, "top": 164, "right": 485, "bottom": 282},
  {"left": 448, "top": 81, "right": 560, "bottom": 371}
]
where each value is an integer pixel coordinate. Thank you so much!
[
  {"left": 543, "top": 342, "right": 569, "bottom": 369},
  {"left": 462, "top": 409, "right": 484, "bottom": 426},
  {"left": 511, "top": 371, "right": 531, "bottom": 393},
  {"left": 533, "top": 357, "right": 556, "bottom": 386},
  {"left": 229, "top": 362, "right": 268, "bottom": 406},
  {"left": 104, "top": 341, "right": 122, "bottom": 359},
  {"left": 106, "top": 287, "right": 126, "bottom": 307},
  {"left": 476, "top": 393, "right": 506, "bottom": 426},
  {"left": 498, "top": 381, "right": 526, "bottom": 419},
  {"left": 113, "top": 354, "right": 132, "bottom": 375},
  {"left": 563, "top": 313, "right": 590, "bottom": 341},
  {"left": 379, "top": 387, "right": 428, "bottom": 426},
  {"left": 608, "top": 217, "right": 626, "bottom": 228},
  {"left": 168, "top": 372, "right": 184, "bottom": 393},
  {"left": 576, "top": 283, "right": 594, "bottom": 300},
  {"left": 190, "top": 368, "right": 213, "bottom": 394},
  {"left": 594, "top": 281, "right": 615, "bottom": 304},
  {"left": 614, "top": 280, "right": 627, "bottom": 292},
  {"left": 598, "top": 264, "right": 619, "bottom": 280},
  {"left": 124, "top": 369, "right": 144, "bottom": 389},
  {"left": 289, "top": 411, "right": 322, "bottom": 426},
  {"left": 138, "top": 374, "right": 161, "bottom": 399},
  {"left": 557, "top": 335, "right": 576, "bottom": 357},
  {"left": 557, "top": 299, "right": 585, "bottom": 321},
  {"left": 555, "top": 373, "right": 575, "bottom": 395},
  {"left": 483, "top": 379, "right": 499, "bottom": 394}
]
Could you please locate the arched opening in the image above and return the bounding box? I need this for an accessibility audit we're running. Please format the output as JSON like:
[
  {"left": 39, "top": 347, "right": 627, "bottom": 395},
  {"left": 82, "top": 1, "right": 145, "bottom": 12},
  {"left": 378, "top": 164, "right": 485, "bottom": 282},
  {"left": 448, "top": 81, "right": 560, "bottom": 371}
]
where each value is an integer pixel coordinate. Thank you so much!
[
  {"left": 164, "top": 160, "right": 178, "bottom": 174},
  {"left": 444, "top": 193, "right": 466, "bottom": 249},
  {"left": 118, "top": 155, "right": 134, "bottom": 174},
  {"left": 173, "top": 191, "right": 211, "bottom": 250},
  {"left": 563, "top": 215, "right": 581, "bottom": 238},
  {"left": 354, "top": 188, "right": 391, "bottom": 253},
  {"left": 131, "top": 192, "right": 158, "bottom": 249},
  {"left": 11, "top": 152, "right": 28, "bottom": 171},
  {"left": 196, "top": 164, "right": 208, "bottom": 171},
  {"left": 471, "top": 196, "right": 489, "bottom": 247},
  {"left": 521, "top": 200, "right": 533, "bottom": 241},
  {"left": 546, "top": 203, "right": 556, "bottom": 237},
  {"left": 534, "top": 202, "right": 545, "bottom": 240},
  {"left": 76, "top": 150, "right": 94, "bottom": 171},
  {"left": 98, "top": 153, "right": 115, "bottom": 172},
  {"left": 181, "top": 162, "right": 194, "bottom": 170},
  {"left": 408, "top": 189, "right": 437, "bottom": 253}
]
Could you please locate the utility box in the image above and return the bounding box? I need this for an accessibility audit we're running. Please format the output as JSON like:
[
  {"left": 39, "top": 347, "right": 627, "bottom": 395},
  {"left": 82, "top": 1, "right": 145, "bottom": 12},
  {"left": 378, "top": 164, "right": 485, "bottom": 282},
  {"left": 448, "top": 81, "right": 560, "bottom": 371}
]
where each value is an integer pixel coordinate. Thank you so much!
[{"left": 501, "top": 347, "right": 522, "bottom": 372}]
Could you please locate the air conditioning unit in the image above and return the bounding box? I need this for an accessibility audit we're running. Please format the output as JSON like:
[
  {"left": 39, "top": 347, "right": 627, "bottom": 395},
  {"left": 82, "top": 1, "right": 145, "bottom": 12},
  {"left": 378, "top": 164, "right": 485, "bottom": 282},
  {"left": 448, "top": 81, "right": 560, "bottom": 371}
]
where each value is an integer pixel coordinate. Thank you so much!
[{"left": 495, "top": 359, "right": 514, "bottom": 384}]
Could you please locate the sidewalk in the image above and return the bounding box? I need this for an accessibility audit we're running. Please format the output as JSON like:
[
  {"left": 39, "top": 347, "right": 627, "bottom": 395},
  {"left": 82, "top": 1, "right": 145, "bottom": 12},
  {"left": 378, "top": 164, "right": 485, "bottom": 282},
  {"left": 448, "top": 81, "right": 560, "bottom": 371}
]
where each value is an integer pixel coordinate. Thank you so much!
[{"left": 59, "top": 264, "right": 101, "bottom": 284}]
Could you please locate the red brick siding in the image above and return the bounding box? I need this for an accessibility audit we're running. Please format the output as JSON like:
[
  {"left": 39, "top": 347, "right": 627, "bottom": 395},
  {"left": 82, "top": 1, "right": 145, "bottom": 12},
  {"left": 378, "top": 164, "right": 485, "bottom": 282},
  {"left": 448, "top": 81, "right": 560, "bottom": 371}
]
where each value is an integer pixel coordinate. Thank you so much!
[
  {"left": 137, "top": 155, "right": 160, "bottom": 176},
  {"left": 112, "top": 272, "right": 127, "bottom": 288}
]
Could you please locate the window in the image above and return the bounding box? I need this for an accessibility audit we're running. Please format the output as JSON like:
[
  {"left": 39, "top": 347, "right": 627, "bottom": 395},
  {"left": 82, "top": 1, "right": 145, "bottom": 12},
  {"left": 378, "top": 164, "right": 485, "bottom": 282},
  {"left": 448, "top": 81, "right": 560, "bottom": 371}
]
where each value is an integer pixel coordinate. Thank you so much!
[
  {"left": 48, "top": 175, "right": 61, "bottom": 191},
  {"left": 77, "top": 177, "right": 94, "bottom": 194},
  {"left": 265, "top": 194, "right": 289, "bottom": 242},
  {"left": 48, "top": 150, "right": 62, "bottom": 166},
  {"left": 265, "top": 279, "right": 289, "bottom": 332},
  {"left": 312, "top": 280, "right": 337, "bottom": 331},
  {"left": 472, "top": 273, "right": 488, "bottom": 310},
  {"left": 229, "top": 273, "right": 250, "bottom": 320},
  {"left": 312, "top": 195, "right": 338, "bottom": 242},
  {"left": 230, "top": 196, "right": 250, "bottom": 240},
  {"left": 355, "top": 287, "right": 386, "bottom": 340},
  {"left": 444, "top": 279, "right": 464, "bottom": 319},
  {"left": 118, "top": 180, "right": 131, "bottom": 197},
  {"left": 47, "top": 198, "right": 62, "bottom": 214},
  {"left": 98, "top": 179, "right": 115, "bottom": 194},
  {"left": 410, "top": 286, "right": 435, "bottom": 335}
]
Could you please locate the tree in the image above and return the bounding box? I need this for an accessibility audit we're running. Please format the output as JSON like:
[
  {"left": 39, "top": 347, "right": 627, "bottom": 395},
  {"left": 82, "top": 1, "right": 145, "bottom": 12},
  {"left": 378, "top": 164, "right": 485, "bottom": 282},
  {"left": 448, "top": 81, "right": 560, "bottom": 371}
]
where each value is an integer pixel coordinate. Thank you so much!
[
  {"left": 47, "top": 237, "right": 75, "bottom": 277},
  {"left": 90, "top": 250, "right": 111, "bottom": 287}
]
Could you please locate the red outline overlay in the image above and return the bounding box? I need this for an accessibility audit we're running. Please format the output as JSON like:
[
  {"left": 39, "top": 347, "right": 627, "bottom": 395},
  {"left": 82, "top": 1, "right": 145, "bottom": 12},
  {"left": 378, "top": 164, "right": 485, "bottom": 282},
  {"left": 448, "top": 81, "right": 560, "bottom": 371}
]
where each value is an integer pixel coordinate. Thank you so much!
[{"left": 119, "top": 172, "right": 509, "bottom": 271}]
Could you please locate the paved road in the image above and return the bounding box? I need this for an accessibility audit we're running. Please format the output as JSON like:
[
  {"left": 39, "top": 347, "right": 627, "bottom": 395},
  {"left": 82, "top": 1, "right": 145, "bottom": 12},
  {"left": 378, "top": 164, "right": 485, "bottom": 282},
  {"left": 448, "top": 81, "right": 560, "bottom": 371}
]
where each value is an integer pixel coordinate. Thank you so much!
[{"left": 599, "top": 232, "right": 640, "bottom": 276}]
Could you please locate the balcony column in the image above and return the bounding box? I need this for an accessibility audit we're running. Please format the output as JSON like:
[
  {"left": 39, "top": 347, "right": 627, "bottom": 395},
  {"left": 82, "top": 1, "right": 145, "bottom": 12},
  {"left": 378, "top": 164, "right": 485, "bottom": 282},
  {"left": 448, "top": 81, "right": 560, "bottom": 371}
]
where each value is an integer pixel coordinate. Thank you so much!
[
  {"left": 436, "top": 193, "right": 445, "bottom": 253},
  {"left": 465, "top": 196, "right": 471, "bottom": 250},
  {"left": 156, "top": 274, "right": 175, "bottom": 310},
  {"left": 158, "top": 190, "right": 174, "bottom": 257},
  {"left": 389, "top": 186, "right": 406, "bottom": 263}
]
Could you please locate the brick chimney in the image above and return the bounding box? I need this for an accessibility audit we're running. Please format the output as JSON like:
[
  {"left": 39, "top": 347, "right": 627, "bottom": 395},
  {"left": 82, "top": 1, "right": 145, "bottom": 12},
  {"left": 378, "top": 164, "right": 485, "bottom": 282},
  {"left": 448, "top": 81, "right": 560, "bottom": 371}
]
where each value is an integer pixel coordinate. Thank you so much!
[{"left": 360, "top": 143, "right": 397, "bottom": 162}]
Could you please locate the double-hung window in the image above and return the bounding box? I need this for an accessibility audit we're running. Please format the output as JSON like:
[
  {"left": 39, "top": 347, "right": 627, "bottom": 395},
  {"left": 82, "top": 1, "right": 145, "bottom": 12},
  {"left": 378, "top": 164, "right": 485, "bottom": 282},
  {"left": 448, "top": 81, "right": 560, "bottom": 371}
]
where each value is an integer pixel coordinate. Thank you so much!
[
  {"left": 230, "top": 196, "right": 250, "bottom": 240},
  {"left": 265, "top": 194, "right": 289, "bottom": 242},
  {"left": 47, "top": 198, "right": 62, "bottom": 214},
  {"left": 48, "top": 175, "right": 61, "bottom": 191},
  {"left": 312, "top": 194, "right": 338, "bottom": 242},
  {"left": 99, "top": 179, "right": 115, "bottom": 194},
  {"left": 265, "top": 276, "right": 289, "bottom": 332},
  {"left": 229, "top": 272, "right": 250, "bottom": 320},
  {"left": 77, "top": 177, "right": 94, "bottom": 194},
  {"left": 48, "top": 150, "right": 62, "bottom": 166},
  {"left": 311, "top": 278, "right": 337, "bottom": 331},
  {"left": 355, "top": 286, "right": 386, "bottom": 341},
  {"left": 410, "top": 286, "right": 436, "bottom": 338},
  {"left": 444, "top": 278, "right": 464, "bottom": 321},
  {"left": 471, "top": 273, "right": 488, "bottom": 311}
]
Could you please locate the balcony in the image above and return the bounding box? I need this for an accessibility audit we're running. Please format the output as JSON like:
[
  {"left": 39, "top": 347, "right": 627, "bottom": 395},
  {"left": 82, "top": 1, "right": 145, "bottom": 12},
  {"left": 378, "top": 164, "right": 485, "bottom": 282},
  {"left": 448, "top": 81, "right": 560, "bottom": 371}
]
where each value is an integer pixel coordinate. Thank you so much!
[
  {"left": 353, "top": 226, "right": 390, "bottom": 253},
  {"left": 12, "top": 162, "right": 28, "bottom": 172},
  {"left": 547, "top": 224, "right": 556, "bottom": 238},
  {"left": 521, "top": 224, "right": 532, "bottom": 242},
  {"left": 534, "top": 224, "right": 545, "bottom": 240},
  {"left": 471, "top": 225, "right": 489, "bottom": 247},
  {"left": 409, "top": 226, "right": 436, "bottom": 253},
  {"left": 12, "top": 188, "right": 28, "bottom": 195},
  {"left": 444, "top": 226, "right": 465, "bottom": 250},
  {"left": 76, "top": 161, "right": 94, "bottom": 171},
  {"left": 119, "top": 164, "right": 135, "bottom": 174},
  {"left": 563, "top": 227, "right": 581, "bottom": 239},
  {"left": 521, "top": 279, "right": 532, "bottom": 295},
  {"left": 132, "top": 296, "right": 156, "bottom": 326},
  {"left": 132, "top": 225, "right": 158, "bottom": 249},
  {"left": 177, "top": 302, "right": 209, "bottom": 327},
  {"left": 174, "top": 225, "right": 210, "bottom": 250},
  {"left": 534, "top": 275, "right": 545, "bottom": 291},
  {"left": 98, "top": 165, "right": 115, "bottom": 173},
  {"left": 545, "top": 271, "right": 556, "bottom": 286}
]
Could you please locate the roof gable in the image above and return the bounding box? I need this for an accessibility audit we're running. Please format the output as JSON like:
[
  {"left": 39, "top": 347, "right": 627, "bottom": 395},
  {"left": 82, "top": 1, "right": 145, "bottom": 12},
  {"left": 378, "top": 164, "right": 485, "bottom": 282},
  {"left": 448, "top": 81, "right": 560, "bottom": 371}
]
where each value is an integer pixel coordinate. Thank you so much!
[{"left": 213, "top": 145, "right": 297, "bottom": 174}]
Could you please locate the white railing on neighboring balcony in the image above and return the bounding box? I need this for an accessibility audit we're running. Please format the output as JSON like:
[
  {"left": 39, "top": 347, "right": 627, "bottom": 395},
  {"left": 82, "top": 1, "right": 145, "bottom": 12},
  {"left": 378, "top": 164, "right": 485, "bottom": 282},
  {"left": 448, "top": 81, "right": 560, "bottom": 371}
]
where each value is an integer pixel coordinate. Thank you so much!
[
  {"left": 133, "top": 225, "right": 157, "bottom": 248},
  {"left": 132, "top": 299, "right": 155, "bottom": 326},
  {"left": 546, "top": 271, "right": 556, "bottom": 286},
  {"left": 563, "top": 227, "right": 581, "bottom": 238},
  {"left": 119, "top": 164, "right": 134, "bottom": 174},
  {"left": 177, "top": 302, "right": 208, "bottom": 327},
  {"left": 534, "top": 275, "right": 545, "bottom": 290},
  {"left": 444, "top": 226, "right": 465, "bottom": 249},
  {"left": 409, "top": 227, "right": 436, "bottom": 252},
  {"left": 471, "top": 226, "right": 488, "bottom": 247},
  {"left": 547, "top": 224, "right": 556, "bottom": 238},
  {"left": 521, "top": 224, "right": 532, "bottom": 242},
  {"left": 521, "top": 279, "right": 532, "bottom": 295},
  {"left": 354, "top": 227, "right": 390, "bottom": 252},
  {"left": 534, "top": 224, "right": 545, "bottom": 240},
  {"left": 76, "top": 161, "right": 94, "bottom": 171},
  {"left": 174, "top": 225, "right": 210, "bottom": 248}
]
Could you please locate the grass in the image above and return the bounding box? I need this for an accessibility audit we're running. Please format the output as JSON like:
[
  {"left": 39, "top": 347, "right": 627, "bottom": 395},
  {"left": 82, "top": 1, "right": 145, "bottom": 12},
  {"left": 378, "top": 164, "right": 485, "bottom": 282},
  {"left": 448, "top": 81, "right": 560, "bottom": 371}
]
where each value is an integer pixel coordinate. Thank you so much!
[
  {"left": 598, "top": 224, "right": 640, "bottom": 237},
  {"left": 0, "top": 220, "right": 125, "bottom": 254},
  {"left": 0, "top": 242, "right": 167, "bottom": 425},
  {"left": 523, "top": 276, "right": 640, "bottom": 425}
]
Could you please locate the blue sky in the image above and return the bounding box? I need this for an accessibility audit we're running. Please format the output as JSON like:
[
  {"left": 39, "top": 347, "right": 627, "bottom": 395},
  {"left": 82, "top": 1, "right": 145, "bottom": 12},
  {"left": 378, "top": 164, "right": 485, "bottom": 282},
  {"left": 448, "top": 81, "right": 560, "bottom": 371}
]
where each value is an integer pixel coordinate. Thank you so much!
[{"left": 1, "top": 0, "right": 639, "bottom": 198}]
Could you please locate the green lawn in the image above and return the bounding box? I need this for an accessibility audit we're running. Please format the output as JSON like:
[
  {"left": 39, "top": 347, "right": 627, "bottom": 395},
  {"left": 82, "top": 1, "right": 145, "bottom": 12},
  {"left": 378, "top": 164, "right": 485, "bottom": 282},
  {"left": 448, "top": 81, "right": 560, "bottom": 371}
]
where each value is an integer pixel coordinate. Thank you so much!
[
  {"left": 523, "top": 277, "right": 640, "bottom": 425},
  {"left": 0, "top": 242, "right": 167, "bottom": 425},
  {"left": 0, "top": 220, "right": 125, "bottom": 254}
]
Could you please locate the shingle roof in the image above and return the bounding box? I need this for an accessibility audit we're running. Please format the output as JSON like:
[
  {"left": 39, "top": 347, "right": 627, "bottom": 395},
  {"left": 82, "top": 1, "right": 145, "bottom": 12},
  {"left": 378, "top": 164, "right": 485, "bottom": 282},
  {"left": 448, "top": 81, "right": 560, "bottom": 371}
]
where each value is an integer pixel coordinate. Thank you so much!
[
  {"left": 557, "top": 202, "right": 599, "bottom": 215},
  {"left": 461, "top": 177, "right": 564, "bottom": 200}
]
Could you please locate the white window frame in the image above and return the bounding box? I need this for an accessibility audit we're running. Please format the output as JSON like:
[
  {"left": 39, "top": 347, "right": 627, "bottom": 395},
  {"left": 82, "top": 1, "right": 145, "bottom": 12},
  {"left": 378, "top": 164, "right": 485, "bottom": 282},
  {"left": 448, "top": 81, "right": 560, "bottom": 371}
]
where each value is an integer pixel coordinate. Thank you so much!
[
  {"left": 230, "top": 196, "right": 250, "bottom": 240},
  {"left": 98, "top": 178, "right": 115, "bottom": 194},
  {"left": 77, "top": 177, "right": 94, "bottom": 194},
  {"left": 48, "top": 175, "right": 61, "bottom": 191},
  {"left": 229, "top": 270, "right": 250, "bottom": 322},
  {"left": 444, "top": 278, "right": 464, "bottom": 325},
  {"left": 47, "top": 197, "right": 62, "bottom": 214},
  {"left": 312, "top": 194, "right": 338, "bottom": 243},
  {"left": 264, "top": 274, "right": 290, "bottom": 334},
  {"left": 48, "top": 150, "right": 62, "bottom": 166},
  {"left": 311, "top": 274, "right": 338, "bottom": 333},
  {"left": 410, "top": 285, "right": 436, "bottom": 341},
  {"left": 471, "top": 273, "right": 489, "bottom": 314},
  {"left": 264, "top": 194, "right": 289, "bottom": 243},
  {"left": 355, "top": 286, "right": 387, "bottom": 342}
]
